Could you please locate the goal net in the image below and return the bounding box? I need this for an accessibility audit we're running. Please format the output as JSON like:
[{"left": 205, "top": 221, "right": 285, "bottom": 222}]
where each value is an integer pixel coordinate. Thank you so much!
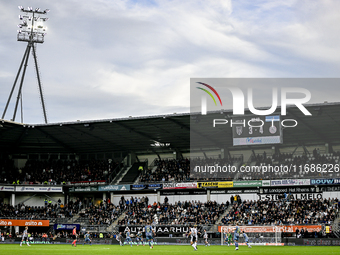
[{"left": 220, "top": 226, "right": 283, "bottom": 246}]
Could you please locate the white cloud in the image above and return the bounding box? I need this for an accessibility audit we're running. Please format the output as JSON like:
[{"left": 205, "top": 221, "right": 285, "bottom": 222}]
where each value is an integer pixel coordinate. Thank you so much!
[{"left": 0, "top": 0, "right": 339, "bottom": 124}]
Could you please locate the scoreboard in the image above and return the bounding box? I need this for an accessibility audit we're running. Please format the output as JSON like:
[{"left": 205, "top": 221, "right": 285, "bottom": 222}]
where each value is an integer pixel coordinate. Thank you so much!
[{"left": 232, "top": 115, "right": 282, "bottom": 146}]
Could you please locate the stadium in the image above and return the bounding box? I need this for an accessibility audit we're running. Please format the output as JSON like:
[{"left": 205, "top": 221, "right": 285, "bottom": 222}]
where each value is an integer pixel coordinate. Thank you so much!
[
  {"left": 1, "top": 2, "right": 340, "bottom": 255},
  {"left": 1, "top": 101, "right": 340, "bottom": 254}
]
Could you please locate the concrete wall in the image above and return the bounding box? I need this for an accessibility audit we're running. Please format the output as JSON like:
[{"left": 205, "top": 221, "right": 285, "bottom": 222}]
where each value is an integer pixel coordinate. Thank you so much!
[
  {"left": 160, "top": 194, "right": 207, "bottom": 205},
  {"left": 111, "top": 193, "right": 158, "bottom": 206},
  {"left": 210, "top": 193, "right": 257, "bottom": 204},
  {"left": 15, "top": 194, "right": 64, "bottom": 206}
]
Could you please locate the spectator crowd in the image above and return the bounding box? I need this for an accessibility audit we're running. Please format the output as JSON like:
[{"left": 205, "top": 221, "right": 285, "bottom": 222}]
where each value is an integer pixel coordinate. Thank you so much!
[
  {"left": 78, "top": 202, "right": 123, "bottom": 226},
  {"left": 140, "top": 159, "right": 191, "bottom": 183},
  {"left": 221, "top": 197, "right": 339, "bottom": 226},
  {"left": 0, "top": 200, "right": 80, "bottom": 220},
  {"left": 238, "top": 149, "right": 340, "bottom": 180},
  {"left": 0, "top": 159, "right": 119, "bottom": 184}
]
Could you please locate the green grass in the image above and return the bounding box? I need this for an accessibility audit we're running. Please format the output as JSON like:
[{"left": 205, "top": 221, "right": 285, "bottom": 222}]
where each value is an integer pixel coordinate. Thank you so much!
[{"left": 0, "top": 244, "right": 339, "bottom": 255}]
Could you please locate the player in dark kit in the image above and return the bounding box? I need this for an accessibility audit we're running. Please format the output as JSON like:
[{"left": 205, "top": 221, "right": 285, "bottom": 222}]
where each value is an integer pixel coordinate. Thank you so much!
[
  {"left": 136, "top": 230, "right": 144, "bottom": 246},
  {"left": 71, "top": 226, "right": 78, "bottom": 247},
  {"left": 234, "top": 224, "right": 240, "bottom": 251}
]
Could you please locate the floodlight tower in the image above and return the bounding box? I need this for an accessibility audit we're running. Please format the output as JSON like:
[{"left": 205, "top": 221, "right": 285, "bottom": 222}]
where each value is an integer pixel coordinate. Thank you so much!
[{"left": 2, "top": 6, "right": 50, "bottom": 123}]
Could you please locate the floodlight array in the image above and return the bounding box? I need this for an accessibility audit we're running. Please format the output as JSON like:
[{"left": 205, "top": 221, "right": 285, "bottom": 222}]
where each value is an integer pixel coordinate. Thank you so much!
[{"left": 17, "top": 6, "right": 49, "bottom": 43}]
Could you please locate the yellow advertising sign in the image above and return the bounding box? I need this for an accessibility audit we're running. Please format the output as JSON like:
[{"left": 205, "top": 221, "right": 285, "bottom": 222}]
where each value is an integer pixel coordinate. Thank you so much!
[
  {"left": 197, "top": 182, "right": 233, "bottom": 188},
  {"left": 217, "top": 182, "right": 233, "bottom": 188}
]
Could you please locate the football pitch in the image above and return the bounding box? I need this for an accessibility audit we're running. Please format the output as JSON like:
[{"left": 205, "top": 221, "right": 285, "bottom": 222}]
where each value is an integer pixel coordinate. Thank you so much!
[{"left": 0, "top": 244, "right": 339, "bottom": 255}]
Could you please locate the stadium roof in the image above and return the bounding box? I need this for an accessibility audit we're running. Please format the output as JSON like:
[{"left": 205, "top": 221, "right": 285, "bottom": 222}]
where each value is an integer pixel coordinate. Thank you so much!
[
  {"left": 1, "top": 102, "right": 340, "bottom": 156},
  {"left": 190, "top": 102, "right": 340, "bottom": 152},
  {"left": 0, "top": 113, "right": 191, "bottom": 155}
]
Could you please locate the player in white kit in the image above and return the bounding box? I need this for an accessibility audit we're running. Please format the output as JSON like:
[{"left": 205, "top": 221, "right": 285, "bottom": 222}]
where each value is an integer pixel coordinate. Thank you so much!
[
  {"left": 203, "top": 229, "right": 210, "bottom": 246},
  {"left": 188, "top": 225, "right": 199, "bottom": 251}
]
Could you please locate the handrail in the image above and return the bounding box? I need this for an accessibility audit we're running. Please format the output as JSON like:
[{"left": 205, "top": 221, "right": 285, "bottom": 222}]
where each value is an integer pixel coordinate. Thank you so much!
[{"left": 108, "top": 157, "right": 127, "bottom": 183}]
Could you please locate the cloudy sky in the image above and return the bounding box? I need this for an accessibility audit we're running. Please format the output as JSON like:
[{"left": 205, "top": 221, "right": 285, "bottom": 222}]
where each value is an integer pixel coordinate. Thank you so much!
[{"left": 0, "top": 0, "right": 340, "bottom": 124}]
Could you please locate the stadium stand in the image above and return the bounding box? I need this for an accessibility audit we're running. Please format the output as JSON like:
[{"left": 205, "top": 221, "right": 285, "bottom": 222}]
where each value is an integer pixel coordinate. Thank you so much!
[
  {"left": 1, "top": 151, "right": 339, "bottom": 184},
  {"left": 118, "top": 200, "right": 228, "bottom": 226},
  {"left": 0, "top": 159, "right": 119, "bottom": 184},
  {"left": 77, "top": 203, "right": 123, "bottom": 226},
  {"left": 221, "top": 198, "right": 339, "bottom": 226},
  {"left": 139, "top": 159, "right": 191, "bottom": 183},
  {"left": 139, "top": 157, "right": 243, "bottom": 183},
  {"left": 0, "top": 159, "right": 16, "bottom": 184},
  {"left": 237, "top": 150, "right": 340, "bottom": 180},
  {"left": 0, "top": 201, "right": 79, "bottom": 221}
]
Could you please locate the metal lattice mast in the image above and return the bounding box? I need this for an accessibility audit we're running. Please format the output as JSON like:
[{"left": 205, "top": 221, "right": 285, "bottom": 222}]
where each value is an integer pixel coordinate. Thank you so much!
[{"left": 2, "top": 6, "right": 50, "bottom": 123}]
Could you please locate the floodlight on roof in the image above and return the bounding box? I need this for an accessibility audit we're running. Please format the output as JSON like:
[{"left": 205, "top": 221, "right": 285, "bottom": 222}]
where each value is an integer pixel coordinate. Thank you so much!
[{"left": 18, "top": 6, "right": 24, "bottom": 10}]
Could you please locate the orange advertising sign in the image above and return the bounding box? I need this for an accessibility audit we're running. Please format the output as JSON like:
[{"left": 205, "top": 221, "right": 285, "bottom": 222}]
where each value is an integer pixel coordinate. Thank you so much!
[
  {"left": 218, "top": 225, "right": 322, "bottom": 233},
  {"left": 285, "top": 225, "right": 322, "bottom": 233},
  {"left": 0, "top": 219, "right": 49, "bottom": 227}
]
